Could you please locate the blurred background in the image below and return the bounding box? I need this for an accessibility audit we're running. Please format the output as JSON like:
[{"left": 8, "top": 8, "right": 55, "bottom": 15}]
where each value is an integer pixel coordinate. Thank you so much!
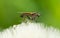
[{"left": 0, "top": 0, "right": 60, "bottom": 31}]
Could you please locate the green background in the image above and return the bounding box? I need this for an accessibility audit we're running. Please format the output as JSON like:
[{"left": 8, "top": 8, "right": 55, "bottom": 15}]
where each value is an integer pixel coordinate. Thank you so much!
[{"left": 0, "top": 0, "right": 60, "bottom": 31}]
